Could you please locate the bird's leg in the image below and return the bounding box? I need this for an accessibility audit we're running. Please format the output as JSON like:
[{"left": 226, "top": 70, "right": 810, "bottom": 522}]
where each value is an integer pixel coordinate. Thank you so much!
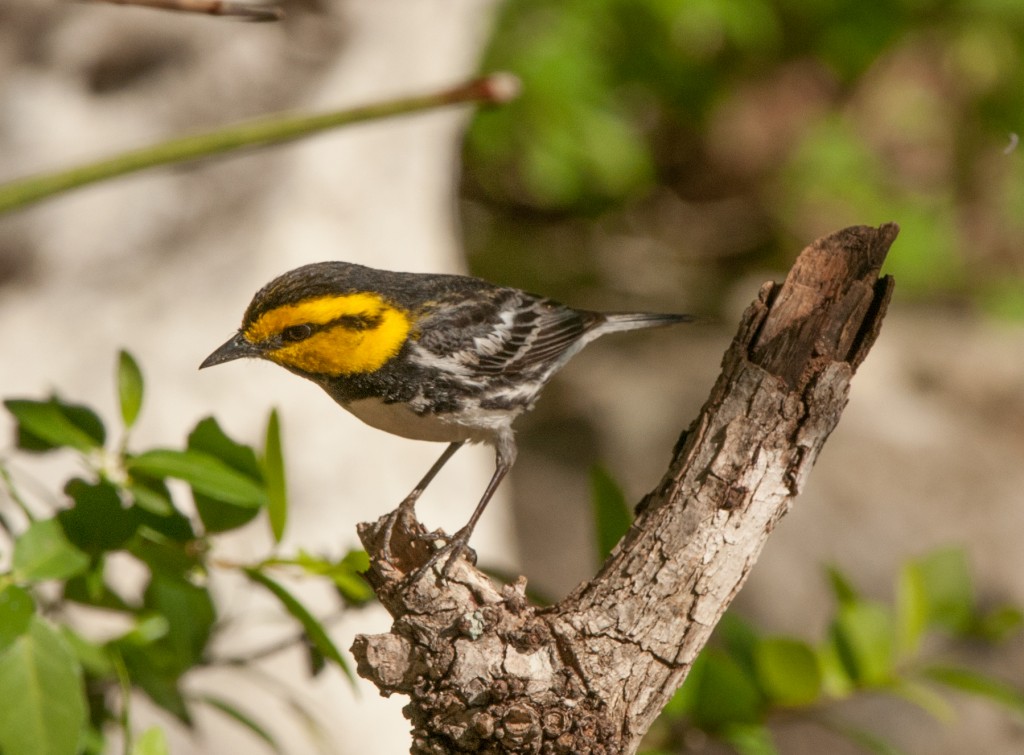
[
  {"left": 411, "top": 441, "right": 516, "bottom": 582},
  {"left": 379, "top": 441, "right": 463, "bottom": 561}
]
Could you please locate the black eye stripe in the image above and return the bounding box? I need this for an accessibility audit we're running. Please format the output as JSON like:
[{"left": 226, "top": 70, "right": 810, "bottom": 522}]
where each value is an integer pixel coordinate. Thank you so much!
[
  {"left": 281, "top": 324, "right": 313, "bottom": 342},
  {"left": 276, "top": 313, "right": 383, "bottom": 344}
]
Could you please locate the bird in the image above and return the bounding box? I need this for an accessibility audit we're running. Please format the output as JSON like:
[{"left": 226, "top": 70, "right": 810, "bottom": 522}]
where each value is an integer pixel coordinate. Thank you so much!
[{"left": 200, "top": 261, "right": 694, "bottom": 578}]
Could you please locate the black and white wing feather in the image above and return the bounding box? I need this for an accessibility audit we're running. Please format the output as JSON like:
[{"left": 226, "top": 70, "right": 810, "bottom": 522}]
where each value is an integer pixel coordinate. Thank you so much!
[
  {"left": 415, "top": 286, "right": 693, "bottom": 383},
  {"left": 416, "top": 289, "right": 598, "bottom": 380}
]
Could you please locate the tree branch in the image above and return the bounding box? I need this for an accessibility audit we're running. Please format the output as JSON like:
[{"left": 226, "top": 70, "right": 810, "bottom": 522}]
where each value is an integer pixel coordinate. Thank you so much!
[
  {"left": 351, "top": 224, "right": 898, "bottom": 754},
  {"left": 0, "top": 73, "right": 520, "bottom": 216},
  {"left": 85, "top": 0, "right": 284, "bottom": 21}
]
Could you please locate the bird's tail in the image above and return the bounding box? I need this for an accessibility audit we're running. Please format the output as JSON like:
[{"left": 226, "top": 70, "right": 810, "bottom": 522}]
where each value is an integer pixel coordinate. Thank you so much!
[{"left": 594, "top": 311, "right": 697, "bottom": 335}]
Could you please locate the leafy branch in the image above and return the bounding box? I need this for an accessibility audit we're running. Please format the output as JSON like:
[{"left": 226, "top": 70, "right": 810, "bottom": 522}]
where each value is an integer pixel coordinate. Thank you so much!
[{"left": 0, "top": 352, "right": 371, "bottom": 755}]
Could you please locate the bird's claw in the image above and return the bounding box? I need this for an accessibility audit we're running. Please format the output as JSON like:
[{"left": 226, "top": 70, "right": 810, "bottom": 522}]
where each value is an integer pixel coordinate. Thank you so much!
[
  {"left": 377, "top": 503, "right": 410, "bottom": 562},
  {"left": 405, "top": 528, "right": 476, "bottom": 584}
]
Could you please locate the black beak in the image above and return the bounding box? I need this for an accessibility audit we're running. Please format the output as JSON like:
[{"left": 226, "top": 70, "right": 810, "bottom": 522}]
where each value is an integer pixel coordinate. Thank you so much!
[{"left": 200, "top": 332, "right": 259, "bottom": 369}]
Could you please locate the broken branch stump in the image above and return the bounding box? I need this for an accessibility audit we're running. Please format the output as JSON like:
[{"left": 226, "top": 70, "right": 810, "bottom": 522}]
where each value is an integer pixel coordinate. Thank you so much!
[{"left": 352, "top": 223, "right": 898, "bottom": 754}]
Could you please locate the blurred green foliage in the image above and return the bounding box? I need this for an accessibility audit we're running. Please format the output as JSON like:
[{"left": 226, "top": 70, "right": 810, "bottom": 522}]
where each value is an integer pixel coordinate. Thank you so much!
[
  {"left": 589, "top": 479, "right": 1024, "bottom": 753},
  {"left": 590, "top": 475, "right": 1024, "bottom": 753},
  {"left": 641, "top": 549, "right": 1024, "bottom": 753},
  {"left": 0, "top": 353, "right": 371, "bottom": 755},
  {"left": 464, "top": 0, "right": 1024, "bottom": 313}
]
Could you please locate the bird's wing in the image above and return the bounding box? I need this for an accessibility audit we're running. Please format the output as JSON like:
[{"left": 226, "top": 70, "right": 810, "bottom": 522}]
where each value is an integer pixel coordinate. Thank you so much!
[{"left": 415, "top": 290, "right": 598, "bottom": 378}]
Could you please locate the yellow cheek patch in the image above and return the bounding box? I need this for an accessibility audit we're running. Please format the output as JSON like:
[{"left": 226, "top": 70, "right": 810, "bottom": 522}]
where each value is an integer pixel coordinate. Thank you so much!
[{"left": 248, "top": 293, "right": 411, "bottom": 376}]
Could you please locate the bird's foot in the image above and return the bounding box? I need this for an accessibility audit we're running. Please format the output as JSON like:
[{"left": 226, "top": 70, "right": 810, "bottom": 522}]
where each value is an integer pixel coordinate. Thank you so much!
[
  {"left": 406, "top": 527, "right": 476, "bottom": 584},
  {"left": 377, "top": 498, "right": 425, "bottom": 565}
]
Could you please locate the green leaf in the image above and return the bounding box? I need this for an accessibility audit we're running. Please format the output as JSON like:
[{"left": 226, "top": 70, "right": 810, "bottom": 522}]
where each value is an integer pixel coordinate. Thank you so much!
[
  {"left": 143, "top": 575, "right": 216, "bottom": 670},
  {"left": 886, "top": 678, "right": 955, "bottom": 722},
  {"left": 119, "top": 615, "right": 171, "bottom": 646},
  {"left": 305, "top": 641, "right": 327, "bottom": 677},
  {"left": 59, "top": 626, "right": 113, "bottom": 678},
  {"left": 112, "top": 576, "right": 215, "bottom": 724},
  {"left": 83, "top": 563, "right": 108, "bottom": 604},
  {"left": 753, "top": 636, "right": 822, "bottom": 706},
  {"left": 186, "top": 418, "right": 265, "bottom": 533},
  {"left": 0, "top": 585, "right": 35, "bottom": 652},
  {"left": 117, "top": 350, "right": 145, "bottom": 429},
  {"left": 659, "top": 681, "right": 691, "bottom": 721},
  {"left": 717, "top": 612, "right": 761, "bottom": 676},
  {"left": 127, "top": 449, "right": 265, "bottom": 508},
  {"left": 188, "top": 416, "right": 262, "bottom": 478},
  {"left": 825, "top": 564, "right": 860, "bottom": 606},
  {"left": 262, "top": 409, "right": 288, "bottom": 543},
  {"left": 278, "top": 550, "right": 375, "bottom": 606},
  {"left": 721, "top": 723, "right": 779, "bottom": 755},
  {"left": 895, "top": 558, "right": 929, "bottom": 657},
  {"left": 58, "top": 478, "right": 139, "bottom": 555},
  {"left": 924, "top": 665, "right": 1024, "bottom": 720},
  {"left": 200, "top": 695, "right": 282, "bottom": 753},
  {"left": 913, "top": 547, "right": 974, "bottom": 634},
  {"left": 127, "top": 474, "right": 176, "bottom": 517},
  {"left": 589, "top": 465, "right": 632, "bottom": 561},
  {"left": 13, "top": 519, "right": 90, "bottom": 581},
  {"left": 126, "top": 529, "right": 201, "bottom": 579},
  {"left": 116, "top": 643, "right": 190, "bottom": 724},
  {"left": 334, "top": 553, "right": 374, "bottom": 605},
  {"left": 244, "top": 568, "right": 353, "bottom": 683},
  {"left": 818, "top": 633, "right": 856, "bottom": 698},
  {"left": 686, "top": 648, "right": 764, "bottom": 730},
  {"left": 0, "top": 616, "right": 87, "bottom": 755},
  {"left": 976, "top": 604, "right": 1024, "bottom": 643},
  {"left": 829, "top": 601, "right": 895, "bottom": 687},
  {"left": 667, "top": 650, "right": 705, "bottom": 719},
  {"left": 63, "top": 566, "right": 134, "bottom": 613},
  {"left": 341, "top": 548, "right": 370, "bottom": 572},
  {"left": 78, "top": 725, "right": 106, "bottom": 755},
  {"left": 193, "top": 496, "right": 262, "bottom": 534},
  {"left": 4, "top": 397, "right": 105, "bottom": 453},
  {"left": 131, "top": 727, "right": 169, "bottom": 755},
  {"left": 331, "top": 572, "right": 372, "bottom": 605},
  {"left": 132, "top": 502, "right": 195, "bottom": 542}
]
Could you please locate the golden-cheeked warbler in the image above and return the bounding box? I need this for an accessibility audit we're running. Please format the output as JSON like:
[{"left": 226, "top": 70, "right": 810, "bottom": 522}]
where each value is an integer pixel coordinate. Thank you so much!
[{"left": 200, "top": 261, "right": 693, "bottom": 577}]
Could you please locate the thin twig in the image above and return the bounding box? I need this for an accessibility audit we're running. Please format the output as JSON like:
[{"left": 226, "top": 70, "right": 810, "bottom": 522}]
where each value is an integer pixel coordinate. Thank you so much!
[
  {"left": 86, "top": 0, "right": 284, "bottom": 21},
  {"left": 111, "top": 650, "right": 133, "bottom": 755},
  {"left": 0, "top": 73, "right": 520, "bottom": 215},
  {"left": 210, "top": 610, "right": 348, "bottom": 666},
  {"left": 0, "top": 463, "right": 37, "bottom": 524}
]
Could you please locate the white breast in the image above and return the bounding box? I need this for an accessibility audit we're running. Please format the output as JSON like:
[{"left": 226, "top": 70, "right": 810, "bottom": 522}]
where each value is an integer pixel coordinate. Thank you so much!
[{"left": 343, "top": 397, "right": 514, "bottom": 447}]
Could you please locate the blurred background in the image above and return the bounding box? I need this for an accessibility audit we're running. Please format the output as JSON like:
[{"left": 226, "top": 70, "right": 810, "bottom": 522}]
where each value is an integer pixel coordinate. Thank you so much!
[{"left": 1, "top": 0, "right": 1023, "bottom": 752}]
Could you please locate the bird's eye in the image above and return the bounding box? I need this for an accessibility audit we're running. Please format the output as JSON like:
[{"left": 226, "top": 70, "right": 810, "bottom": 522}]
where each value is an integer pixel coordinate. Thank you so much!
[{"left": 282, "top": 324, "right": 312, "bottom": 342}]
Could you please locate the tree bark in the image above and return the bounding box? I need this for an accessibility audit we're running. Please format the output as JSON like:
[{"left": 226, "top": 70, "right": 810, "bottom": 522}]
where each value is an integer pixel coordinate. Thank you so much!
[{"left": 351, "top": 224, "right": 899, "bottom": 754}]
